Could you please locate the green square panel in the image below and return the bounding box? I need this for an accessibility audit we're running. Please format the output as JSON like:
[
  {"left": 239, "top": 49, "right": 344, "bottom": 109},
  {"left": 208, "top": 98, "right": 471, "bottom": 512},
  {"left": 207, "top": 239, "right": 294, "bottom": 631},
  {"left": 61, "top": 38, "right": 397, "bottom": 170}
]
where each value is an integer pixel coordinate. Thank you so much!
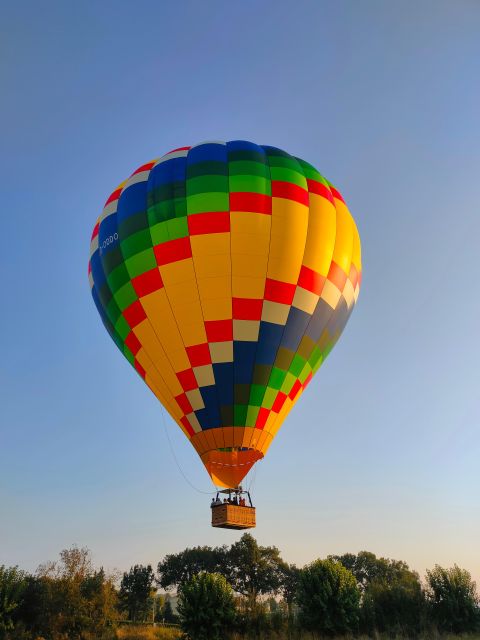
[
  {"left": 114, "top": 315, "right": 131, "bottom": 341},
  {"left": 249, "top": 384, "right": 266, "bottom": 406},
  {"left": 234, "top": 404, "right": 248, "bottom": 426},
  {"left": 289, "top": 353, "right": 306, "bottom": 377},
  {"left": 280, "top": 372, "right": 296, "bottom": 395},
  {"left": 187, "top": 175, "right": 228, "bottom": 196},
  {"left": 228, "top": 174, "right": 270, "bottom": 195},
  {"left": 107, "top": 263, "right": 130, "bottom": 294},
  {"left": 150, "top": 221, "right": 170, "bottom": 246},
  {"left": 187, "top": 192, "right": 229, "bottom": 214},
  {"left": 148, "top": 200, "right": 175, "bottom": 225},
  {"left": 121, "top": 229, "right": 152, "bottom": 259},
  {"left": 106, "top": 297, "right": 122, "bottom": 325},
  {"left": 262, "top": 387, "right": 277, "bottom": 410},
  {"left": 167, "top": 216, "right": 188, "bottom": 240},
  {"left": 187, "top": 161, "right": 227, "bottom": 178},
  {"left": 114, "top": 281, "right": 137, "bottom": 311},
  {"left": 125, "top": 248, "right": 157, "bottom": 279},
  {"left": 118, "top": 210, "right": 149, "bottom": 238},
  {"left": 298, "top": 363, "right": 312, "bottom": 385},
  {"left": 269, "top": 367, "right": 286, "bottom": 390},
  {"left": 102, "top": 246, "right": 124, "bottom": 274},
  {"left": 123, "top": 346, "right": 135, "bottom": 366},
  {"left": 246, "top": 405, "right": 260, "bottom": 427}
]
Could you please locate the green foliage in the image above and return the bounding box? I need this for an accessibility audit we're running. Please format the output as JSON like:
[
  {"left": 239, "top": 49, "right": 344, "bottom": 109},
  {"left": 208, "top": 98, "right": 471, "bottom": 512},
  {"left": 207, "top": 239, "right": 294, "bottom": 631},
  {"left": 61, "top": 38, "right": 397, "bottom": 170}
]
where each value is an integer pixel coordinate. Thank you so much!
[
  {"left": 18, "top": 546, "right": 117, "bottom": 640},
  {"left": 0, "top": 565, "right": 28, "bottom": 638},
  {"left": 297, "top": 558, "right": 360, "bottom": 635},
  {"left": 157, "top": 546, "right": 227, "bottom": 590},
  {"left": 426, "top": 564, "right": 480, "bottom": 633},
  {"left": 331, "top": 550, "right": 412, "bottom": 591},
  {"left": 224, "top": 534, "right": 285, "bottom": 604},
  {"left": 178, "top": 572, "right": 236, "bottom": 640},
  {"left": 361, "top": 568, "right": 425, "bottom": 635},
  {"left": 119, "top": 565, "right": 155, "bottom": 622}
]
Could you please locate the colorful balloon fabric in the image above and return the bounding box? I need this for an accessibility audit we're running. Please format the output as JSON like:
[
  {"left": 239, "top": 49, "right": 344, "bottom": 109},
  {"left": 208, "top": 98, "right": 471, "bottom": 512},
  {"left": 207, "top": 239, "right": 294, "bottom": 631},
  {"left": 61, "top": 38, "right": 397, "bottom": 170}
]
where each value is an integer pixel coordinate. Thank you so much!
[{"left": 88, "top": 141, "right": 362, "bottom": 488}]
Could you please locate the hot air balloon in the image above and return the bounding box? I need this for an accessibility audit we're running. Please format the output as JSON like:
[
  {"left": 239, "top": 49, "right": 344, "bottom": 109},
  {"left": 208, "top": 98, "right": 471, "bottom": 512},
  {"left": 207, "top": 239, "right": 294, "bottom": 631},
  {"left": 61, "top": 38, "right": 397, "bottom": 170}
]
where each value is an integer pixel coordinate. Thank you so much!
[{"left": 88, "top": 140, "right": 361, "bottom": 529}]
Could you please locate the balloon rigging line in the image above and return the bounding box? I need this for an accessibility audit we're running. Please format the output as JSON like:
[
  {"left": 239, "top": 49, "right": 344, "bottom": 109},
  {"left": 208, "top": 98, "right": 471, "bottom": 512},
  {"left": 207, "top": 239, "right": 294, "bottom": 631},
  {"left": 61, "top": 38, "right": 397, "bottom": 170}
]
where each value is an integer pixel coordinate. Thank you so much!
[{"left": 159, "top": 406, "right": 217, "bottom": 496}]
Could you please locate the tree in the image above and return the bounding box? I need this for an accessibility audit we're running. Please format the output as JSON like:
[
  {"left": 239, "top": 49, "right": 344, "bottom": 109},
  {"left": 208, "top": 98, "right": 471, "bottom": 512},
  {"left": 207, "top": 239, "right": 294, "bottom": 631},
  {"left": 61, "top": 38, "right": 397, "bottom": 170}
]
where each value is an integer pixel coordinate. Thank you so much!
[
  {"left": 361, "top": 569, "right": 425, "bottom": 635},
  {"left": 297, "top": 559, "right": 360, "bottom": 635},
  {"left": 426, "top": 564, "right": 479, "bottom": 633},
  {"left": 23, "top": 546, "right": 117, "bottom": 640},
  {"left": 224, "top": 534, "right": 284, "bottom": 605},
  {"left": 119, "top": 564, "right": 155, "bottom": 622},
  {"left": 0, "top": 566, "right": 28, "bottom": 638},
  {"left": 178, "top": 572, "right": 236, "bottom": 640},
  {"left": 157, "top": 545, "right": 227, "bottom": 590},
  {"left": 330, "top": 550, "right": 412, "bottom": 591}
]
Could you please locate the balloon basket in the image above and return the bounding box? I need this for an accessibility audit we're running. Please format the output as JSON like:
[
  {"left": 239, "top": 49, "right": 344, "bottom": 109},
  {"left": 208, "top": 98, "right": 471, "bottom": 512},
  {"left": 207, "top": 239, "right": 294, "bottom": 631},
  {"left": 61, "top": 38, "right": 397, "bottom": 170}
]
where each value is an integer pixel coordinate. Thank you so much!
[{"left": 210, "top": 488, "right": 256, "bottom": 529}]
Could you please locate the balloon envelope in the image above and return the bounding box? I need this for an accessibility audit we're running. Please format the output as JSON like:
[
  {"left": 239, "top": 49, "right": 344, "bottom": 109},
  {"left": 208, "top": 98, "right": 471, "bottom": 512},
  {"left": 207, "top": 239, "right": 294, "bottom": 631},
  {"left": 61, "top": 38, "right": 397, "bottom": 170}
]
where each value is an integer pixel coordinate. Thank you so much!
[{"left": 89, "top": 141, "right": 361, "bottom": 488}]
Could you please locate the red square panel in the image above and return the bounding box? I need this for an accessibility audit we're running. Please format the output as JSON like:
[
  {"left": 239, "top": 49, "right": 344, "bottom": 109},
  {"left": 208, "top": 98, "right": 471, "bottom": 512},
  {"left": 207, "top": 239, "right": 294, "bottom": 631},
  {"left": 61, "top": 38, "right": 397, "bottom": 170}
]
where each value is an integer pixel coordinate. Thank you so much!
[
  {"left": 255, "top": 407, "right": 270, "bottom": 429},
  {"left": 177, "top": 368, "right": 198, "bottom": 391},
  {"left": 132, "top": 268, "right": 163, "bottom": 297},
  {"left": 180, "top": 416, "right": 195, "bottom": 437},
  {"left": 271, "top": 392, "right": 287, "bottom": 414},
  {"left": 186, "top": 343, "right": 212, "bottom": 367},
  {"left": 134, "top": 359, "right": 146, "bottom": 379},
  {"left": 125, "top": 331, "right": 141, "bottom": 355},
  {"left": 232, "top": 297, "right": 263, "bottom": 320},
  {"left": 175, "top": 393, "right": 193, "bottom": 414},
  {"left": 205, "top": 319, "right": 233, "bottom": 342},
  {"left": 288, "top": 379, "right": 302, "bottom": 401},
  {"left": 123, "top": 300, "right": 147, "bottom": 328},
  {"left": 264, "top": 278, "right": 296, "bottom": 305}
]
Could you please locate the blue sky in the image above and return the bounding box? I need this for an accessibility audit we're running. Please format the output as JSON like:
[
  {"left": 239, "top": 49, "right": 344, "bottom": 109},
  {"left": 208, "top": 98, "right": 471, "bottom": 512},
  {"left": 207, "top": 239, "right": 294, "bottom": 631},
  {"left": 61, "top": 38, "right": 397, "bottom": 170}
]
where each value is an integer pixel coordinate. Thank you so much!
[{"left": 1, "top": 1, "right": 479, "bottom": 582}]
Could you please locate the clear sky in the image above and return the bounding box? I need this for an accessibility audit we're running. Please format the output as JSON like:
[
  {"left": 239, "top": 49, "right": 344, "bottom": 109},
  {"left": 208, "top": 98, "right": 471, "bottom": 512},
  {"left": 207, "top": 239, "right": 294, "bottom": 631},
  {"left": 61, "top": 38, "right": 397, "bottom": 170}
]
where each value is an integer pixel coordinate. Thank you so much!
[{"left": 1, "top": 1, "right": 479, "bottom": 583}]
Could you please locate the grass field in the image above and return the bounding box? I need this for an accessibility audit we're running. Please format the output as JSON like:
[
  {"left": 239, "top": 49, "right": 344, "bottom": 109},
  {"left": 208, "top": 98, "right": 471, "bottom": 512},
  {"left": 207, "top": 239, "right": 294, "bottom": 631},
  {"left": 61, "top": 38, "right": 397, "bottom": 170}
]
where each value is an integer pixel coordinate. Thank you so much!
[{"left": 116, "top": 625, "right": 181, "bottom": 640}]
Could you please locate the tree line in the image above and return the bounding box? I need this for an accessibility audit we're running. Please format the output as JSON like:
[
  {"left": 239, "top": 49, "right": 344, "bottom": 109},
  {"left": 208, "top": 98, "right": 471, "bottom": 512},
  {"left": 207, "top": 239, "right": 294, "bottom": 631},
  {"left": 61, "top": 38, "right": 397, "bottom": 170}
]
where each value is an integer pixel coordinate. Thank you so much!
[{"left": 1, "top": 535, "right": 479, "bottom": 639}]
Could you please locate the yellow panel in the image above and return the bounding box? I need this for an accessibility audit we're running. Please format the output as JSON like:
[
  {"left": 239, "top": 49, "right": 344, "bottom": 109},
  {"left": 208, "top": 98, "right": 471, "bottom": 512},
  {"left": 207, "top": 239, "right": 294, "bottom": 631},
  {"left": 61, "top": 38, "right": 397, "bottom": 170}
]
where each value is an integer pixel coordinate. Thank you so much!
[
  {"left": 331, "top": 200, "right": 354, "bottom": 274},
  {"left": 202, "top": 297, "right": 232, "bottom": 320},
  {"left": 160, "top": 259, "right": 196, "bottom": 286},
  {"left": 178, "top": 322, "right": 207, "bottom": 347},
  {"left": 231, "top": 211, "right": 271, "bottom": 235},
  {"left": 164, "top": 281, "right": 200, "bottom": 305},
  {"left": 140, "top": 290, "right": 190, "bottom": 372},
  {"left": 267, "top": 198, "right": 308, "bottom": 283},
  {"left": 351, "top": 216, "right": 362, "bottom": 272},
  {"left": 197, "top": 276, "right": 231, "bottom": 300},
  {"left": 133, "top": 320, "right": 183, "bottom": 396},
  {"left": 194, "top": 253, "right": 231, "bottom": 278},
  {"left": 232, "top": 276, "right": 266, "bottom": 298},
  {"left": 231, "top": 232, "right": 270, "bottom": 256},
  {"left": 231, "top": 253, "right": 269, "bottom": 278},
  {"left": 303, "top": 194, "right": 337, "bottom": 275},
  {"left": 190, "top": 233, "right": 230, "bottom": 256}
]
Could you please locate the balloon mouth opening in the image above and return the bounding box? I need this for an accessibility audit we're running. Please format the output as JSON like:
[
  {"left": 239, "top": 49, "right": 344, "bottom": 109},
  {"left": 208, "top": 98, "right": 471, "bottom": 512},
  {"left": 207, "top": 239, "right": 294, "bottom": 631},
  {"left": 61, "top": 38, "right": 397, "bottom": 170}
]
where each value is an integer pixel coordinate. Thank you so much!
[{"left": 202, "top": 448, "right": 263, "bottom": 489}]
